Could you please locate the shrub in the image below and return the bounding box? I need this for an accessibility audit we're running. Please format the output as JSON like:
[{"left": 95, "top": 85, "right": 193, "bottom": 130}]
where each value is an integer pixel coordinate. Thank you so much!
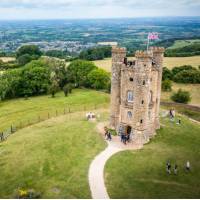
[
  {"left": 17, "top": 45, "right": 42, "bottom": 58},
  {"left": 171, "top": 89, "right": 191, "bottom": 104},
  {"left": 162, "top": 79, "right": 172, "bottom": 91},
  {"left": 173, "top": 69, "right": 200, "bottom": 83},
  {"left": 88, "top": 68, "right": 110, "bottom": 90},
  {"left": 171, "top": 65, "right": 196, "bottom": 77},
  {"left": 162, "top": 67, "right": 173, "bottom": 80},
  {"left": 49, "top": 80, "right": 60, "bottom": 98}
]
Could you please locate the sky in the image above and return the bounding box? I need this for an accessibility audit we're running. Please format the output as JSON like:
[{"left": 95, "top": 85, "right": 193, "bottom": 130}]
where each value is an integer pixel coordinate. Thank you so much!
[{"left": 0, "top": 0, "right": 200, "bottom": 20}]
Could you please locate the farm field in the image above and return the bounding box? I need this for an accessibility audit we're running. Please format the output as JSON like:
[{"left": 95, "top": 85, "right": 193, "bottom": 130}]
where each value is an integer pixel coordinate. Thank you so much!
[
  {"left": 0, "top": 57, "right": 15, "bottom": 62},
  {"left": 93, "top": 56, "right": 200, "bottom": 72},
  {"left": 168, "top": 39, "right": 200, "bottom": 49},
  {"left": 0, "top": 110, "right": 107, "bottom": 198},
  {"left": 161, "top": 83, "right": 200, "bottom": 106},
  {"left": 0, "top": 89, "right": 110, "bottom": 132},
  {"left": 105, "top": 114, "right": 200, "bottom": 198}
]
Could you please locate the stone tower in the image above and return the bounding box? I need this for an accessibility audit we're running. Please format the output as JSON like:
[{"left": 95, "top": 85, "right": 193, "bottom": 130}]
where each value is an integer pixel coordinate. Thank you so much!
[{"left": 110, "top": 46, "right": 165, "bottom": 146}]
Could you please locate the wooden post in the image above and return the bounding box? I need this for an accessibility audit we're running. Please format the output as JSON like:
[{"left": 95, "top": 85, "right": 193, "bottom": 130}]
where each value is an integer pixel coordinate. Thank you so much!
[
  {"left": 48, "top": 113, "right": 50, "bottom": 119},
  {"left": 38, "top": 116, "right": 40, "bottom": 122},
  {"left": 11, "top": 125, "right": 13, "bottom": 133},
  {"left": 56, "top": 110, "right": 58, "bottom": 116},
  {"left": 69, "top": 108, "right": 71, "bottom": 113},
  {"left": 64, "top": 109, "right": 66, "bottom": 114}
]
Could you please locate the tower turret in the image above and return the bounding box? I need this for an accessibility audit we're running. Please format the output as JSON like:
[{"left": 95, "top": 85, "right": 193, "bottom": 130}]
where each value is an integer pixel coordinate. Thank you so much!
[
  {"left": 110, "top": 46, "right": 126, "bottom": 128},
  {"left": 133, "top": 50, "right": 153, "bottom": 144},
  {"left": 150, "top": 47, "right": 165, "bottom": 129}
]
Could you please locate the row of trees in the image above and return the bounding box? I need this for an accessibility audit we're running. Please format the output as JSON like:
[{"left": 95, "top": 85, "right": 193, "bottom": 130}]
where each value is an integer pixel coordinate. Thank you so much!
[
  {"left": 162, "top": 65, "right": 200, "bottom": 84},
  {"left": 0, "top": 58, "right": 111, "bottom": 100}
]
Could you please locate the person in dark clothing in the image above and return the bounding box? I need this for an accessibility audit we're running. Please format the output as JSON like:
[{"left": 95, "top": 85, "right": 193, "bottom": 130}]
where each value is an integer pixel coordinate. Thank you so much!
[
  {"left": 107, "top": 131, "right": 112, "bottom": 141},
  {"left": 166, "top": 161, "right": 171, "bottom": 174},
  {"left": 174, "top": 164, "right": 178, "bottom": 175}
]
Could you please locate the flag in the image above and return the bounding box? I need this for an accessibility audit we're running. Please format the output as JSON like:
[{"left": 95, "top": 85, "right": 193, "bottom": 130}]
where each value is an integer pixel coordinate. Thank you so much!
[{"left": 148, "top": 32, "right": 159, "bottom": 40}]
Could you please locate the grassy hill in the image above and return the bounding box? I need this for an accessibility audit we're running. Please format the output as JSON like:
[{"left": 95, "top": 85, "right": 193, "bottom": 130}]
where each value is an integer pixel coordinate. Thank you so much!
[
  {"left": 105, "top": 114, "right": 200, "bottom": 198},
  {"left": 0, "top": 89, "right": 110, "bottom": 132},
  {"left": 0, "top": 111, "right": 107, "bottom": 198},
  {"left": 168, "top": 39, "right": 200, "bottom": 49}
]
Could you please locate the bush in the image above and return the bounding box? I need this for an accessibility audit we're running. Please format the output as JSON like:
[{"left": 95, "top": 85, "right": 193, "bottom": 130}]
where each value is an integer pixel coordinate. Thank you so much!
[
  {"left": 173, "top": 69, "right": 200, "bottom": 83},
  {"left": 171, "top": 89, "right": 191, "bottom": 104},
  {"left": 63, "top": 84, "right": 69, "bottom": 96},
  {"left": 171, "top": 65, "right": 196, "bottom": 77},
  {"left": 162, "top": 79, "right": 172, "bottom": 91},
  {"left": 17, "top": 54, "right": 33, "bottom": 66},
  {"left": 88, "top": 68, "right": 111, "bottom": 90},
  {"left": 162, "top": 67, "right": 173, "bottom": 80},
  {"left": 49, "top": 80, "right": 60, "bottom": 98},
  {"left": 66, "top": 60, "right": 97, "bottom": 87}
]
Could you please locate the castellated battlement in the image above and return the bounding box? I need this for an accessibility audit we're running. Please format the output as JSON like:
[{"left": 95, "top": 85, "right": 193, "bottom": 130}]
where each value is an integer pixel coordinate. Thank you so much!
[
  {"left": 112, "top": 46, "right": 126, "bottom": 54},
  {"left": 150, "top": 46, "right": 165, "bottom": 53},
  {"left": 135, "top": 50, "right": 153, "bottom": 58}
]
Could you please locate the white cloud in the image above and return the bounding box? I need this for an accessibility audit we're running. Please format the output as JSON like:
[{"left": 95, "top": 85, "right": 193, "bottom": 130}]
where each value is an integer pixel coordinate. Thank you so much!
[{"left": 0, "top": 0, "right": 199, "bottom": 19}]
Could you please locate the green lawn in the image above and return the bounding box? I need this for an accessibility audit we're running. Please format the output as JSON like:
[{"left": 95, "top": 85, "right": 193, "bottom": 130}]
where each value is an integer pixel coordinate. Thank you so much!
[
  {"left": 168, "top": 39, "right": 200, "bottom": 49},
  {"left": 105, "top": 115, "right": 200, "bottom": 198},
  {"left": 0, "top": 111, "right": 107, "bottom": 198},
  {"left": 0, "top": 89, "right": 110, "bottom": 131}
]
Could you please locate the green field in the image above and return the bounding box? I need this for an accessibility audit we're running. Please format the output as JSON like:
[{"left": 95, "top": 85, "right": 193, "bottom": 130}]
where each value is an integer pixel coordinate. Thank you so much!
[
  {"left": 168, "top": 39, "right": 200, "bottom": 49},
  {"left": 0, "top": 111, "right": 107, "bottom": 198},
  {"left": 105, "top": 114, "right": 200, "bottom": 198},
  {"left": 0, "top": 89, "right": 110, "bottom": 132}
]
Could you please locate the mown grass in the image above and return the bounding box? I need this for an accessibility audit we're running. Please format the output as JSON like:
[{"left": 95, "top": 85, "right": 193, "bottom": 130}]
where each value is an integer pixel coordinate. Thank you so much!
[
  {"left": 0, "top": 111, "right": 108, "bottom": 198},
  {"left": 105, "top": 114, "right": 200, "bottom": 198},
  {"left": 93, "top": 56, "right": 200, "bottom": 72},
  {"left": 0, "top": 89, "right": 110, "bottom": 131}
]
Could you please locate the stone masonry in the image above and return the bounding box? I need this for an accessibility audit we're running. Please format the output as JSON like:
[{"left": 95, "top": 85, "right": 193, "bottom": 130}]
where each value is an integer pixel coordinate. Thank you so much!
[{"left": 110, "top": 46, "right": 165, "bottom": 146}]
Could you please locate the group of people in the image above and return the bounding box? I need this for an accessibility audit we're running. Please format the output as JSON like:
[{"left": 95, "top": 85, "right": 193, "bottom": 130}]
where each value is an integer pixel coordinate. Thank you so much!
[
  {"left": 166, "top": 160, "right": 191, "bottom": 175},
  {"left": 104, "top": 127, "right": 112, "bottom": 141},
  {"left": 120, "top": 133, "right": 130, "bottom": 145}
]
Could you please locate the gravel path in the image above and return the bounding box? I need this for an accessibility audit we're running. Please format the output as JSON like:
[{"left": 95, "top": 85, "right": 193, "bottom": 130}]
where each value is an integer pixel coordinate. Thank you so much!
[{"left": 88, "top": 122, "right": 142, "bottom": 199}]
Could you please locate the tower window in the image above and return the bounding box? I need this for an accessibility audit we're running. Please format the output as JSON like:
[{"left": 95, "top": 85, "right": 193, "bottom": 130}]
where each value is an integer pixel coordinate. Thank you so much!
[
  {"left": 129, "top": 77, "right": 133, "bottom": 82},
  {"left": 127, "top": 91, "right": 134, "bottom": 102},
  {"left": 127, "top": 111, "right": 132, "bottom": 119},
  {"left": 140, "top": 119, "right": 143, "bottom": 124},
  {"left": 143, "top": 80, "right": 146, "bottom": 85},
  {"left": 144, "top": 64, "right": 147, "bottom": 67},
  {"left": 141, "top": 100, "right": 144, "bottom": 104}
]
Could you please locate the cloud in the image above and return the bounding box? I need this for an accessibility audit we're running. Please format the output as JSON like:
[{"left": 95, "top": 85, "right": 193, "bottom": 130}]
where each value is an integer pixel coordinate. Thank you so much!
[{"left": 0, "top": 0, "right": 199, "bottom": 19}]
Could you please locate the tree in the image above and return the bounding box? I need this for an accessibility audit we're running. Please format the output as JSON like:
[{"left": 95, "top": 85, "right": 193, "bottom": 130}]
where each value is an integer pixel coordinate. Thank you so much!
[
  {"left": 63, "top": 84, "right": 69, "bottom": 97},
  {"left": 171, "top": 89, "right": 191, "bottom": 104},
  {"left": 66, "top": 60, "right": 97, "bottom": 87},
  {"left": 173, "top": 69, "right": 200, "bottom": 83},
  {"left": 162, "top": 67, "right": 173, "bottom": 80},
  {"left": 171, "top": 65, "right": 196, "bottom": 77},
  {"left": 16, "top": 45, "right": 42, "bottom": 58},
  {"left": 88, "top": 68, "right": 110, "bottom": 90},
  {"left": 162, "top": 79, "right": 172, "bottom": 91},
  {"left": 17, "top": 54, "right": 32, "bottom": 66},
  {"left": 49, "top": 80, "right": 59, "bottom": 98}
]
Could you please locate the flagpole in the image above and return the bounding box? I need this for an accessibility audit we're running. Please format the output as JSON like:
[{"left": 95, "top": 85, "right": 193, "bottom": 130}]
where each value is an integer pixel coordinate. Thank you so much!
[{"left": 147, "top": 34, "right": 150, "bottom": 52}]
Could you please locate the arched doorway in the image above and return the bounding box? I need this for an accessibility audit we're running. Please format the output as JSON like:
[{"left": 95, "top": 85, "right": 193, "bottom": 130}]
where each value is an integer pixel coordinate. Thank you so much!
[{"left": 125, "top": 126, "right": 132, "bottom": 135}]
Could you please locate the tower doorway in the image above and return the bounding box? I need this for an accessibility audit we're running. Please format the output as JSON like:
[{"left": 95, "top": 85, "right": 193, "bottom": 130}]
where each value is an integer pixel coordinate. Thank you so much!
[{"left": 125, "top": 126, "right": 132, "bottom": 135}]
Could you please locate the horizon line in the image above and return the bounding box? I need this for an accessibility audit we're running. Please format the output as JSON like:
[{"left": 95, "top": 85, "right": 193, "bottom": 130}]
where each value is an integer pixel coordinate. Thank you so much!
[{"left": 0, "top": 16, "right": 200, "bottom": 21}]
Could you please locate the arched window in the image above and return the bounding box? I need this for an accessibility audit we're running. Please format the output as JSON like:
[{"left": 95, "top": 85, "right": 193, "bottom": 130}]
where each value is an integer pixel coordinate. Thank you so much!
[
  {"left": 140, "top": 119, "right": 143, "bottom": 124},
  {"left": 143, "top": 80, "right": 146, "bottom": 85},
  {"left": 141, "top": 100, "right": 144, "bottom": 104},
  {"left": 127, "top": 111, "right": 132, "bottom": 119},
  {"left": 127, "top": 91, "right": 133, "bottom": 102}
]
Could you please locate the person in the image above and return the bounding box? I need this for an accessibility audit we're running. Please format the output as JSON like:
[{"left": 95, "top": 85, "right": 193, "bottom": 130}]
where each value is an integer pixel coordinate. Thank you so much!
[
  {"left": 186, "top": 161, "right": 190, "bottom": 172},
  {"left": 166, "top": 161, "right": 171, "bottom": 174},
  {"left": 104, "top": 127, "right": 108, "bottom": 139},
  {"left": 174, "top": 164, "right": 178, "bottom": 175},
  {"left": 107, "top": 131, "right": 112, "bottom": 141},
  {"left": 176, "top": 119, "right": 181, "bottom": 125}
]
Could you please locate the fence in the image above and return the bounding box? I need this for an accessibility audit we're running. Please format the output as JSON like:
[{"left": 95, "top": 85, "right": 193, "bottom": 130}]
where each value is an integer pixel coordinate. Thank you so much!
[{"left": 0, "top": 103, "right": 109, "bottom": 143}]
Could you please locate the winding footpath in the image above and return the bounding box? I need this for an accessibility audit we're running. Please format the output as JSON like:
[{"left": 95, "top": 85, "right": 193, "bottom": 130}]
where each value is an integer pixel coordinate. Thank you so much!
[{"left": 88, "top": 123, "right": 141, "bottom": 199}]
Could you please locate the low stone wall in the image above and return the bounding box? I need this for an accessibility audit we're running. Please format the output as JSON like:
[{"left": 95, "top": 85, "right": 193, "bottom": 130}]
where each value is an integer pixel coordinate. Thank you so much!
[{"left": 160, "top": 102, "right": 200, "bottom": 112}]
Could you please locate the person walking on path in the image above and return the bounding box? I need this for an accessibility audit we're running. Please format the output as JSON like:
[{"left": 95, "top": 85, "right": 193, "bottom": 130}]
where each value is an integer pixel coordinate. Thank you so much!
[{"left": 107, "top": 131, "right": 112, "bottom": 141}]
